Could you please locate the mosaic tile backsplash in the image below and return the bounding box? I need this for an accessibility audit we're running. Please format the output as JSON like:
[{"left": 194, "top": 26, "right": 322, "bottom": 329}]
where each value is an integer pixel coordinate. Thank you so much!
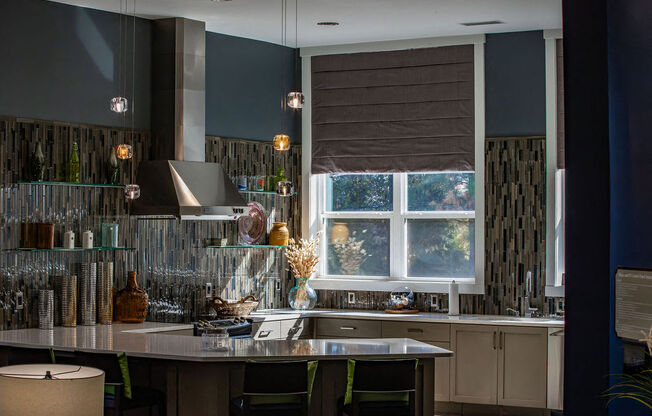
[
  {"left": 0, "top": 116, "right": 560, "bottom": 329},
  {"left": 0, "top": 116, "right": 300, "bottom": 329}
]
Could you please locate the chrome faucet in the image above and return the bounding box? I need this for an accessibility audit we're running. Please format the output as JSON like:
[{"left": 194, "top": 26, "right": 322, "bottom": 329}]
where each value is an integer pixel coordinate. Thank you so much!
[
  {"left": 524, "top": 271, "right": 539, "bottom": 318},
  {"left": 506, "top": 307, "right": 519, "bottom": 316}
]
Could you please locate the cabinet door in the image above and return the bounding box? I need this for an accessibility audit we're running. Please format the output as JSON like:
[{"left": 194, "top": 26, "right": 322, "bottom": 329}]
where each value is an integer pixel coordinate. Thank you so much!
[
  {"left": 450, "top": 325, "right": 498, "bottom": 404},
  {"left": 281, "top": 318, "right": 312, "bottom": 339},
  {"left": 428, "top": 341, "right": 451, "bottom": 402},
  {"left": 497, "top": 326, "right": 548, "bottom": 407}
]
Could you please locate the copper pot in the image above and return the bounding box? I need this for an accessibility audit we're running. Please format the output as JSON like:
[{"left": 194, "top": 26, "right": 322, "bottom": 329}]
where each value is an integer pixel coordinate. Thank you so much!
[{"left": 36, "top": 223, "right": 55, "bottom": 249}]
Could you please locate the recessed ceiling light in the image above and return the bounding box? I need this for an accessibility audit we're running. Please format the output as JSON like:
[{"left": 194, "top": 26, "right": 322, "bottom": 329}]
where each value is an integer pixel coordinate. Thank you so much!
[
  {"left": 317, "top": 21, "right": 340, "bottom": 26},
  {"left": 460, "top": 20, "right": 504, "bottom": 27}
]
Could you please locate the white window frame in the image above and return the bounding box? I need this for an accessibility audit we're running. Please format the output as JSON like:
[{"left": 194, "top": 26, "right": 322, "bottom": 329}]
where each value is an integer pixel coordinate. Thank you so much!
[
  {"left": 544, "top": 29, "right": 565, "bottom": 297},
  {"left": 300, "top": 35, "right": 486, "bottom": 294}
]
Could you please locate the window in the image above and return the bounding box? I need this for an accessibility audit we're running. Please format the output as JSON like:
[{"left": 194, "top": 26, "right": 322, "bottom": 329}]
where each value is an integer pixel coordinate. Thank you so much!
[{"left": 317, "top": 172, "right": 477, "bottom": 283}]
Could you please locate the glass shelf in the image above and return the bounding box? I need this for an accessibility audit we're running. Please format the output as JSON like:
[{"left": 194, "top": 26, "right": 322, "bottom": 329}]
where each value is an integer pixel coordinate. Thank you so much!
[
  {"left": 15, "top": 181, "right": 125, "bottom": 189},
  {"left": 11, "top": 247, "right": 135, "bottom": 252},
  {"left": 205, "top": 245, "right": 286, "bottom": 249},
  {"left": 238, "top": 190, "right": 296, "bottom": 196}
]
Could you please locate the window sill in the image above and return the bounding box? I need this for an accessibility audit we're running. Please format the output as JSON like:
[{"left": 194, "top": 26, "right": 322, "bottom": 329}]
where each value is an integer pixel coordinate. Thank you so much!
[
  {"left": 545, "top": 285, "right": 565, "bottom": 297},
  {"left": 309, "top": 277, "right": 484, "bottom": 294}
]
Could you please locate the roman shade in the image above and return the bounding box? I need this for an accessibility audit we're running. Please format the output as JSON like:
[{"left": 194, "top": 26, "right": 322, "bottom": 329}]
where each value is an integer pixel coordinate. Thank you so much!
[
  {"left": 311, "top": 45, "right": 475, "bottom": 174},
  {"left": 556, "top": 39, "right": 565, "bottom": 169}
]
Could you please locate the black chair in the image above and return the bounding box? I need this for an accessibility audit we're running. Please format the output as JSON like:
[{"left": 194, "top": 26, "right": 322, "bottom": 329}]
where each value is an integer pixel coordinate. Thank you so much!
[
  {"left": 55, "top": 350, "right": 165, "bottom": 416},
  {"left": 233, "top": 361, "right": 311, "bottom": 416},
  {"left": 341, "top": 359, "right": 416, "bottom": 416}
]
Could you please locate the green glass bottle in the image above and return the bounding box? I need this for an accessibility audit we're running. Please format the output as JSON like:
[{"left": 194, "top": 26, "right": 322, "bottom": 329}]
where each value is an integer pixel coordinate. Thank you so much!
[
  {"left": 68, "top": 142, "right": 80, "bottom": 183},
  {"left": 274, "top": 168, "right": 286, "bottom": 188}
]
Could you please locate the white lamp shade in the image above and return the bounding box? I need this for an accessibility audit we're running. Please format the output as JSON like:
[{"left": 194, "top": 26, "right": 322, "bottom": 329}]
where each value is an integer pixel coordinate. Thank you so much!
[{"left": 0, "top": 364, "right": 104, "bottom": 416}]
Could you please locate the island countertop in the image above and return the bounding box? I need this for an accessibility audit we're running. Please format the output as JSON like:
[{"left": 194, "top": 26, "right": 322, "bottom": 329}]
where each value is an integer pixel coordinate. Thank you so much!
[{"left": 0, "top": 322, "right": 452, "bottom": 362}]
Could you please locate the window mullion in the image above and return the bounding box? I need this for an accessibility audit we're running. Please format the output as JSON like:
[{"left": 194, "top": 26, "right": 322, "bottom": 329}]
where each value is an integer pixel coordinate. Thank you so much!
[{"left": 391, "top": 173, "right": 405, "bottom": 280}]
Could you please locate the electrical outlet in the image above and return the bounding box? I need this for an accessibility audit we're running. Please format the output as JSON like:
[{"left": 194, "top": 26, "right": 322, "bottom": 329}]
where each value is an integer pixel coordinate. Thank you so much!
[
  {"left": 205, "top": 283, "right": 212, "bottom": 298},
  {"left": 348, "top": 292, "right": 355, "bottom": 304},
  {"left": 430, "top": 294, "right": 439, "bottom": 310},
  {"left": 15, "top": 291, "right": 23, "bottom": 310},
  {"left": 275, "top": 280, "right": 281, "bottom": 291}
]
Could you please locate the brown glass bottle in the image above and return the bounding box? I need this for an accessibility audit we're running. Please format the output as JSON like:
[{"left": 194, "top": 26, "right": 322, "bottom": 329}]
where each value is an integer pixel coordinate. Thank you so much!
[{"left": 115, "top": 271, "right": 148, "bottom": 323}]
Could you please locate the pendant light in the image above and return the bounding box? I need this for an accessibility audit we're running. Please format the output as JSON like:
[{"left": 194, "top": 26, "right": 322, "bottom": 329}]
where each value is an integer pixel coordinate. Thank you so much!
[
  {"left": 110, "top": 0, "right": 128, "bottom": 113},
  {"left": 124, "top": 0, "right": 139, "bottom": 199},
  {"left": 273, "top": 0, "right": 291, "bottom": 151},
  {"left": 286, "top": 0, "right": 304, "bottom": 109}
]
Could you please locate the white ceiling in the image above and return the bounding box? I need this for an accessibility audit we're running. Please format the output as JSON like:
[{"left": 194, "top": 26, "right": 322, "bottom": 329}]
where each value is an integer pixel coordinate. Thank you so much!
[{"left": 49, "top": 0, "right": 562, "bottom": 47}]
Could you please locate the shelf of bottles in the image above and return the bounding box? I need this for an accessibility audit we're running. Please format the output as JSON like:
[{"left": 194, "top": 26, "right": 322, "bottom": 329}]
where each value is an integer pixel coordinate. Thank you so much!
[
  {"left": 238, "top": 190, "right": 296, "bottom": 196},
  {"left": 11, "top": 247, "right": 135, "bottom": 253},
  {"left": 15, "top": 181, "right": 125, "bottom": 189}
]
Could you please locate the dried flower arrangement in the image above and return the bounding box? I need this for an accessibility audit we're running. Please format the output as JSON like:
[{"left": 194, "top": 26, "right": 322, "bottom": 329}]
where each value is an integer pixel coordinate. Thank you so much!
[
  {"left": 603, "top": 324, "right": 652, "bottom": 409},
  {"left": 333, "top": 231, "right": 370, "bottom": 275},
  {"left": 285, "top": 234, "right": 321, "bottom": 278}
]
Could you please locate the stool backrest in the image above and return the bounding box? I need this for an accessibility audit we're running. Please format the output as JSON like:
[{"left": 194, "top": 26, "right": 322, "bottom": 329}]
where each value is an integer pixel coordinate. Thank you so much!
[
  {"left": 353, "top": 359, "right": 416, "bottom": 393},
  {"left": 244, "top": 361, "right": 308, "bottom": 395},
  {"left": 55, "top": 351, "right": 123, "bottom": 384}
]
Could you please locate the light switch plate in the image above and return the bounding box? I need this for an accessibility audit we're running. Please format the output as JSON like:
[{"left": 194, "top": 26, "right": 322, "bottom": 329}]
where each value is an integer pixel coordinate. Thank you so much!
[
  {"left": 205, "top": 283, "right": 212, "bottom": 298},
  {"left": 430, "top": 294, "right": 438, "bottom": 310},
  {"left": 348, "top": 292, "right": 355, "bottom": 304}
]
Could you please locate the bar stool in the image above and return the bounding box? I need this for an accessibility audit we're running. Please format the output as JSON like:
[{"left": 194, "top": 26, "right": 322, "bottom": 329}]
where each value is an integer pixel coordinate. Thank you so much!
[
  {"left": 4, "top": 347, "right": 54, "bottom": 365},
  {"left": 55, "top": 350, "right": 165, "bottom": 416},
  {"left": 340, "top": 359, "right": 416, "bottom": 416},
  {"left": 232, "top": 360, "right": 317, "bottom": 416}
]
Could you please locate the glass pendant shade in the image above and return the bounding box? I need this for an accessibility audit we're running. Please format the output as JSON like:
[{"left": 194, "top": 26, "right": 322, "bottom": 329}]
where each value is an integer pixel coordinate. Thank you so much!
[
  {"left": 110, "top": 97, "right": 128, "bottom": 113},
  {"left": 124, "top": 184, "right": 140, "bottom": 200},
  {"left": 287, "top": 91, "right": 304, "bottom": 109},
  {"left": 273, "top": 134, "right": 290, "bottom": 151},
  {"left": 115, "top": 144, "right": 133, "bottom": 160}
]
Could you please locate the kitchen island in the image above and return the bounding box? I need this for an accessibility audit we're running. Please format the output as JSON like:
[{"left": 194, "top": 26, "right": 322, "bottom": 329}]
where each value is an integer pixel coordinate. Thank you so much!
[{"left": 0, "top": 322, "right": 451, "bottom": 416}]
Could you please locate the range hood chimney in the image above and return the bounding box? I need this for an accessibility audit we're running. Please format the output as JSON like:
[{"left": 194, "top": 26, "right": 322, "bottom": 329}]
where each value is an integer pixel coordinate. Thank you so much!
[{"left": 132, "top": 18, "right": 247, "bottom": 220}]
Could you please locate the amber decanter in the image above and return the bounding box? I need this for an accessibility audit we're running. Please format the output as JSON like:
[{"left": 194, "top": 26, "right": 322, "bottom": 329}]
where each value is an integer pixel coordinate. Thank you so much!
[{"left": 116, "top": 271, "right": 148, "bottom": 323}]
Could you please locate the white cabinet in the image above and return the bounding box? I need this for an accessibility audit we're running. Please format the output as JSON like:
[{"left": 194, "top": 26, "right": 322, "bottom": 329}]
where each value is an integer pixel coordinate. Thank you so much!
[
  {"left": 451, "top": 325, "right": 498, "bottom": 404},
  {"left": 450, "top": 324, "right": 548, "bottom": 408},
  {"left": 498, "top": 326, "right": 548, "bottom": 408},
  {"left": 547, "top": 328, "right": 564, "bottom": 410},
  {"left": 252, "top": 321, "right": 281, "bottom": 340}
]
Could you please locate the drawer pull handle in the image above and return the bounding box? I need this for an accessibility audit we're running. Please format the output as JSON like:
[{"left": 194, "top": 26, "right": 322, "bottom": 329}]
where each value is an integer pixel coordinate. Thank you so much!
[
  {"left": 258, "top": 330, "right": 273, "bottom": 338},
  {"left": 340, "top": 326, "right": 356, "bottom": 330},
  {"left": 407, "top": 328, "right": 424, "bottom": 333},
  {"left": 493, "top": 331, "right": 497, "bottom": 350}
]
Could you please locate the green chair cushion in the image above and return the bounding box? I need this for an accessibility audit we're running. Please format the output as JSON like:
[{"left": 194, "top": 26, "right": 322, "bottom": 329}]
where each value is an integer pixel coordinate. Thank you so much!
[{"left": 117, "top": 352, "right": 132, "bottom": 399}]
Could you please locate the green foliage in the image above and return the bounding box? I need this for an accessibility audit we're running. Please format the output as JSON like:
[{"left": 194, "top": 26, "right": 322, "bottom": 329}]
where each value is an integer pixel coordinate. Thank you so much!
[
  {"left": 603, "top": 370, "right": 652, "bottom": 409},
  {"left": 329, "top": 174, "right": 392, "bottom": 211}
]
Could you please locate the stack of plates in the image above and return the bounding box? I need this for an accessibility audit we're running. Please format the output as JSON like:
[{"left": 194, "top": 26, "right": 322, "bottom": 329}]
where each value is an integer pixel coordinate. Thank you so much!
[
  {"left": 79, "top": 263, "right": 97, "bottom": 326},
  {"left": 96, "top": 262, "right": 113, "bottom": 325}
]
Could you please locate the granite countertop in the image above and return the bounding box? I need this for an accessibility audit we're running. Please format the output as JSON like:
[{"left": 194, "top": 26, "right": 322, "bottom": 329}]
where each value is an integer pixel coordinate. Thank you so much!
[
  {"left": 251, "top": 308, "right": 565, "bottom": 328},
  {"left": 0, "top": 322, "right": 452, "bottom": 362}
]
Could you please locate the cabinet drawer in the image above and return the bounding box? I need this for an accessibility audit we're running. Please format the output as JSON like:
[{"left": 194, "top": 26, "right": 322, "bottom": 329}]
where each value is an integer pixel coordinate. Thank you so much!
[
  {"left": 316, "top": 318, "right": 381, "bottom": 338},
  {"left": 281, "top": 318, "right": 312, "bottom": 339},
  {"left": 252, "top": 321, "right": 281, "bottom": 340},
  {"left": 382, "top": 321, "right": 450, "bottom": 342}
]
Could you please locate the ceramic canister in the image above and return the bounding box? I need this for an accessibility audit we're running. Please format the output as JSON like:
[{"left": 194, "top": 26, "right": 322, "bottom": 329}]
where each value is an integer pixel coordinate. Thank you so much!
[
  {"left": 82, "top": 230, "right": 93, "bottom": 249},
  {"left": 63, "top": 231, "right": 75, "bottom": 249}
]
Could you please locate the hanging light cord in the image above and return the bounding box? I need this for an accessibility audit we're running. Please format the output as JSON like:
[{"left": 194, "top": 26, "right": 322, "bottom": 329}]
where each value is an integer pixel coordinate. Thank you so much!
[{"left": 130, "top": 0, "right": 137, "bottom": 186}]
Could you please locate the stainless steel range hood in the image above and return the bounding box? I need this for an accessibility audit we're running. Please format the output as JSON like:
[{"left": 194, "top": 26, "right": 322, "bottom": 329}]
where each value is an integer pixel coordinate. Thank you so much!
[{"left": 132, "top": 18, "right": 247, "bottom": 220}]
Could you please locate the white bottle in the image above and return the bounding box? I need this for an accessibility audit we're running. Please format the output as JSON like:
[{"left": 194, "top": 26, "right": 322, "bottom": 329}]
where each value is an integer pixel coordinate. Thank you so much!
[
  {"left": 63, "top": 231, "right": 75, "bottom": 249},
  {"left": 448, "top": 280, "right": 460, "bottom": 316},
  {"left": 82, "top": 230, "right": 93, "bottom": 249}
]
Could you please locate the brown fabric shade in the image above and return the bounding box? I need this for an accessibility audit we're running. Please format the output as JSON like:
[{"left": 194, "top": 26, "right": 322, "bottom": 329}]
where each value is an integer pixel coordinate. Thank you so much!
[
  {"left": 311, "top": 45, "right": 475, "bottom": 174},
  {"left": 556, "top": 39, "right": 565, "bottom": 169}
]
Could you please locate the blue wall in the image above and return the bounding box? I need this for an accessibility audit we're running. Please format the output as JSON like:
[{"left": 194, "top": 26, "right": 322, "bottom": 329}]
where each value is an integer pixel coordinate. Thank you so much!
[
  {"left": 485, "top": 31, "right": 546, "bottom": 137},
  {"left": 608, "top": 0, "right": 652, "bottom": 414},
  {"left": 0, "top": 0, "right": 152, "bottom": 130},
  {"left": 205, "top": 32, "right": 301, "bottom": 143}
]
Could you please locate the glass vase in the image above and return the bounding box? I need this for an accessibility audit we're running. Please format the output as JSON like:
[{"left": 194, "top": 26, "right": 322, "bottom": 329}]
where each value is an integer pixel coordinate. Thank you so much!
[
  {"left": 288, "top": 277, "right": 317, "bottom": 310},
  {"left": 115, "top": 271, "right": 148, "bottom": 323}
]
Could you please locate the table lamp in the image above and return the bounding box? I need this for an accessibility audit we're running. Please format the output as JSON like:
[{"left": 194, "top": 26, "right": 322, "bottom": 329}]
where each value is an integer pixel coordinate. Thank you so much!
[{"left": 0, "top": 364, "right": 104, "bottom": 415}]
